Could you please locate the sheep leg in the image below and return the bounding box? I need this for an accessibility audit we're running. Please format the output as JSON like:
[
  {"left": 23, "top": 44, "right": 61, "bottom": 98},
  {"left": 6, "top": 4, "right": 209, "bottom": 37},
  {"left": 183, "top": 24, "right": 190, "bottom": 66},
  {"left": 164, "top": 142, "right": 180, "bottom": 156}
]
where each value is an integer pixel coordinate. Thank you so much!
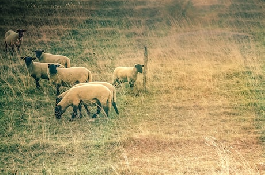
[
  {"left": 103, "top": 106, "right": 109, "bottom": 117},
  {"left": 129, "top": 80, "right": 135, "bottom": 87},
  {"left": 112, "top": 102, "right": 119, "bottom": 114},
  {"left": 5, "top": 42, "right": 7, "bottom": 52},
  {"left": 92, "top": 101, "right": 101, "bottom": 118},
  {"left": 77, "top": 101, "right": 90, "bottom": 118},
  {"left": 70, "top": 105, "right": 78, "bottom": 120},
  {"left": 83, "top": 104, "right": 90, "bottom": 116},
  {"left": 56, "top": 85, "right": 61, "bottom": 95},
  {"left": 78, "top": 102, "right": 83, "bottom": 118},
  {"left": 35, "top": 78, "right": 40, "bottom": 88}
]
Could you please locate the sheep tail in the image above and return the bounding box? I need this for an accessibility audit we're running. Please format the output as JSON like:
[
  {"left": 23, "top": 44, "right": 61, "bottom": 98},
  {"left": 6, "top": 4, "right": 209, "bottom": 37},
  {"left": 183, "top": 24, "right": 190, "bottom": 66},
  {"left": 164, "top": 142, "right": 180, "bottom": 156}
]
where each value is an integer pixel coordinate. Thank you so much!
[{"left": 88, "top": 70, "right": 92, "bottom": 82}]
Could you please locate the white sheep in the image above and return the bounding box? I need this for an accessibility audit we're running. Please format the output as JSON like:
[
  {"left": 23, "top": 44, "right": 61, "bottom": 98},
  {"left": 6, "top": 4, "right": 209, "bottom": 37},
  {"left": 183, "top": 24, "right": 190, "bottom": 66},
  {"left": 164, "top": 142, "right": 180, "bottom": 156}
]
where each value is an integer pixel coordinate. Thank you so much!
[
  {"left": 57, "top": 82, "right": 119, "bottom": 117},
  {"left": 33, "top": 50, "right": 70, "bottom": 68},
  {"left": 5, "top": 29, "right": 26, "bottom": 52},
  {"left": 55, "top": 84, "right": 112, "bottom": 120},
  {"left": 113, "top": 64, "right": 144, "bottom": 87},
  {"left": 20, "top": 56, "right": 64, "bottom": 88},
  {"left": 48, "top": 64, "right": 92, "bottom": 95}
]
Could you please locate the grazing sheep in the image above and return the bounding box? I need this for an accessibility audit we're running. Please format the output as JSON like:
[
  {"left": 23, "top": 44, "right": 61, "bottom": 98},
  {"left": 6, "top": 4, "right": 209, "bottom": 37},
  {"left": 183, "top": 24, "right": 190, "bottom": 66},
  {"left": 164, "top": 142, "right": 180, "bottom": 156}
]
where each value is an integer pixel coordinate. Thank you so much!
[
  {"left": 33, "top": 50, "right": 70, "bottom": 68},
  {"left": 55, "top": 84, "right": 112, "bottom": 120},
  {"left": 57, "top": 82, "right": 119, "bottom": 117},
  {"left": 48, "top": 64, "right": 92, "bottom": 95},
  {"left": 113, "top": 64, "right": 144, "bottom": 87},
  {"left": 5, "top": 29, "right": 26, "bottom": 52},
  {"left": 21, "top": 56, "right": 64, "bottom": 88}
]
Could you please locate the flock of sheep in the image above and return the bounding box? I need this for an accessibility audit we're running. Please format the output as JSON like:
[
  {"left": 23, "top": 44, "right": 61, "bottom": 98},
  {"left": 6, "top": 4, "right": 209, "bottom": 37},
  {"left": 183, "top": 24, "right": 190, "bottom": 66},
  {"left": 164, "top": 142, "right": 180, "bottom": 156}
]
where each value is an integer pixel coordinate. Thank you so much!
[{"left": 5, "top": 29, "right": 145, "bottom": 120}]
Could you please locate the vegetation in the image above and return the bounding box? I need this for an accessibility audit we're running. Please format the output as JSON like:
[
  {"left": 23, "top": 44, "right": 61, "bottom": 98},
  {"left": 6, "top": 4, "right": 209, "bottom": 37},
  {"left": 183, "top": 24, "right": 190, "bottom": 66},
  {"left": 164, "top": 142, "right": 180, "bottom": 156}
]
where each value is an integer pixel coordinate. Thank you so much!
[{"left": 0, "top": 0, "right": 264, "bottom": 174}]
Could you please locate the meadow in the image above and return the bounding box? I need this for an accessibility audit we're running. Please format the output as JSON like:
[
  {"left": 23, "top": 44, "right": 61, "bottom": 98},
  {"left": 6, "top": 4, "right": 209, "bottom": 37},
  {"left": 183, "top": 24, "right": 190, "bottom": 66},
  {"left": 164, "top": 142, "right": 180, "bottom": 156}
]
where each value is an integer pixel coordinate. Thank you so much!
[{"left": 0, "top": 0, "right": 264, "bottom": 174}]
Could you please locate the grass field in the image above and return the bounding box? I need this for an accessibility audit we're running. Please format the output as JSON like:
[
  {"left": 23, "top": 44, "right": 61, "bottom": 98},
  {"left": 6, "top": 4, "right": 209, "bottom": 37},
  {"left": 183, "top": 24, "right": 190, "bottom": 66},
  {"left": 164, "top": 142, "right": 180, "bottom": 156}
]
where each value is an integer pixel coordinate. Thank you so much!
[{"left": 0, "top": 0, "right": 264, "bottom": 174}]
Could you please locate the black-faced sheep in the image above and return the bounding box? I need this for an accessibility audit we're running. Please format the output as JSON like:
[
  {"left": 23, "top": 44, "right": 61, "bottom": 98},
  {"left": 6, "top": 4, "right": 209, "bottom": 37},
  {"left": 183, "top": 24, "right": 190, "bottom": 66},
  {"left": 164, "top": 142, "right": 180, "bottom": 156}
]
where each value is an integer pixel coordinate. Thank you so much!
[
  {"left": 33, "top": 50, "right": 70, "bottom": 68},
  {"left": 55, "top": 84, "right": 112, "bottom": 120},
  {"left": 48, "top": 64, "right": 92, "bottom": 95},
  {"left": 5, "top": 29, "right": 26, "bottom": 52},
  {"left": 57, "top": 82, "right": 119, "bottom": 117},
  {"left": 113, "top": 64, "right": 144, "bottom": 87},
  {"left": 21, "top": 56, "right": 64, "bottom": 88}
]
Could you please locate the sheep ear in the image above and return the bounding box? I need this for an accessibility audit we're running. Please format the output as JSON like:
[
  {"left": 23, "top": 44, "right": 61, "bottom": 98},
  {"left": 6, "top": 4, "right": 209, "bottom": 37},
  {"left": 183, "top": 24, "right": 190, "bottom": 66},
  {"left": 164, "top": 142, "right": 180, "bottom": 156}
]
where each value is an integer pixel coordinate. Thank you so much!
[
  {"left": 32, "top": 57, "right": 37, "bottom": 60},
  {"left": 48, "top": 64, "right": 51, "bottom": 68},
  {"left": 20, "top": 57, "right": 25, "bottom": 60},
  {"left": 42, "top": 50, "right": 44, "bottom": 52},
  {"left": 56, "top": 64, "right": 60, "bottom": 68},
  {"left": 142, "top": 65, "right": 144, "bottom": 67},
  {"left": 23, "top": 30, "right": 27, "bottom": 32}
]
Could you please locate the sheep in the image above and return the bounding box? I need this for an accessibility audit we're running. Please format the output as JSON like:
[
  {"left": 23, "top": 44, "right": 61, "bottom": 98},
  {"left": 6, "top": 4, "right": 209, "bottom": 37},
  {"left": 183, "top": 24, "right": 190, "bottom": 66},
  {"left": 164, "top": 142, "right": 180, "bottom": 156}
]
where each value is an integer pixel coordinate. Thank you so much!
[
  {"left": 57, "top": 82, "right": 119, "bottom": 117},
  {"left": 48, "top": 64, "right": 92, "bottom": 95},
  {"left": 55, "top": 84, "right": 112, "bottom": 120},
  {"left": 5, "top": 29, "right": 26, "bottom": 52},
  {"left": 33, "top": 50, "right": 70, "bottom": 68},
  {"left": 21, "top": 56, "right": 64, "bottom": 88},
  {"left": 113, "top": 64, "right": 144, "bottom": 87}
]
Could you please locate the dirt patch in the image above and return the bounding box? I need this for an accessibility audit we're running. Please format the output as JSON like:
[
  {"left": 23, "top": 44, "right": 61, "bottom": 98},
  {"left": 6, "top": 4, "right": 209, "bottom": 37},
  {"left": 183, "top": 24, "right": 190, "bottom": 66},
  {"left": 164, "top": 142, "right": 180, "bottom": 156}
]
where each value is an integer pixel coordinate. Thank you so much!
[
  {"left": 122, "top": 132, "right": 263, "bottom": 174},
  {"left": 121, "top": 130, "right": 263, "bottom": 174}
]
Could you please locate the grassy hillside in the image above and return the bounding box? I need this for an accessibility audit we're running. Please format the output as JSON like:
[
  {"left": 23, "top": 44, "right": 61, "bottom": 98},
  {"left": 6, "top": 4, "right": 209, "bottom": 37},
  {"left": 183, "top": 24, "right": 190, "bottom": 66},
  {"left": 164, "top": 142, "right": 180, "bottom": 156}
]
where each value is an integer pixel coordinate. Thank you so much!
[{"left": 0, "top": 0, "right": 264, "bottom": 174}]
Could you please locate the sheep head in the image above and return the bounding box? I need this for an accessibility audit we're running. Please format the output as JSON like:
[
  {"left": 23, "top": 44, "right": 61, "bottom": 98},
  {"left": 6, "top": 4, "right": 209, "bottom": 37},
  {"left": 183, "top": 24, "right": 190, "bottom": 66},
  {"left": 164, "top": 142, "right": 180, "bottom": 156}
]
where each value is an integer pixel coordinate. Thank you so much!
[
  {"left": 21, "top": 56, "right": 36, "bottom": 66},
  {"left": 33, "top": 50, "right": 44, "bottom": 59},
  {"left": 55, "top": 105, "right": 63, "bottom": 119},
  {"left": 48, "top": 64, "right": 60, "bottom": 75},
  {"left": 16, "top": 29, "right": 26, "bottom": 39},
  {"left": 134, "top": 64, "right": 144, "bottom": 73}
]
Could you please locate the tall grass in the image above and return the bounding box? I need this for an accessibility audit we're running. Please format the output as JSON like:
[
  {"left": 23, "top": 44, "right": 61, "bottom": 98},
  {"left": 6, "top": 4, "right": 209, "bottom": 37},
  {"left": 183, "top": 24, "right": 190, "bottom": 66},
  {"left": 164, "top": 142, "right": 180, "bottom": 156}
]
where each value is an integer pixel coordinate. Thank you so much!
[{"left": 0, "top": 0, "right": 264, "bottom": 174}]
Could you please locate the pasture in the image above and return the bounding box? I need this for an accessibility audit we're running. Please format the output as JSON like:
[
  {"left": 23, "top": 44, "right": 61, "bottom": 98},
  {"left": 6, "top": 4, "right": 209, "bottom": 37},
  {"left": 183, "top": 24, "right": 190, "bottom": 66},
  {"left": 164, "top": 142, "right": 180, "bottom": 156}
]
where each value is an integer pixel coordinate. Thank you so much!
[{"left": 0, "top": 0, "right": 264, "bottom": 174}]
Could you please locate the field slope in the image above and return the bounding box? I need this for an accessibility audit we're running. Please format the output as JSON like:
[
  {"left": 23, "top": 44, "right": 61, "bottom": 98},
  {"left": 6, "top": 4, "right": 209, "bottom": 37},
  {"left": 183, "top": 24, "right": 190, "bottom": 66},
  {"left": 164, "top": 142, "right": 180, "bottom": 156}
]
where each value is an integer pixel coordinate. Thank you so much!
[{"left": 0, "top": 0, "right": 264, "bottom": 174}]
